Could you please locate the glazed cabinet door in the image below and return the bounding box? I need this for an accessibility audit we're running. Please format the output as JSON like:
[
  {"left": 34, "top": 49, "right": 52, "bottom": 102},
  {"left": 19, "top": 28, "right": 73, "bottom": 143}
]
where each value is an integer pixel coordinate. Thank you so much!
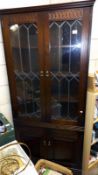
[
  {"left": 2, "top": 13, "right": 46, "bottom": 120},
  {"left": 44, "top": 7, "right": 92, "bottom": 126}
]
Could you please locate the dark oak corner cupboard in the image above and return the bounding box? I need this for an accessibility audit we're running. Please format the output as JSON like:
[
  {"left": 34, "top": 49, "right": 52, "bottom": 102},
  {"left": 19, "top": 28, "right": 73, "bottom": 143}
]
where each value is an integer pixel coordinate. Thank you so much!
[{"left": 0, "top": 0, "right": 95, "bottom": 172}]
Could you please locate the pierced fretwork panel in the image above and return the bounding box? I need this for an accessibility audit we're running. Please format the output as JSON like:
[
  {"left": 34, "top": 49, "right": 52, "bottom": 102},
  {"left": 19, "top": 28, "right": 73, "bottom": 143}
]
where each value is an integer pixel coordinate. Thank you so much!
[
  {"left": 49, "top": 9, "right": 83, "bottom": 21},
  {"left": 49, "top": 19, "right": 82, "bottom": 121},
  {"left": 10, "top": 23, "right": 41, "bottom": 118}
]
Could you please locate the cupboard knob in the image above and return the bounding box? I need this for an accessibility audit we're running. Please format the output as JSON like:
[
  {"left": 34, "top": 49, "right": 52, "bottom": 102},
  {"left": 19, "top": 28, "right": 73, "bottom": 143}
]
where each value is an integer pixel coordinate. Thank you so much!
[{"left": 80, "top": 110, "right": 83, "bottom": 114}]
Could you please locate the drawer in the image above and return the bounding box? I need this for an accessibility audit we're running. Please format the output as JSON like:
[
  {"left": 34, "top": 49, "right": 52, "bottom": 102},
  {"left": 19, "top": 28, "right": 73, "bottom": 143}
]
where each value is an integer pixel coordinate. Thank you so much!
[{"left": 49, "top": 129, "right": 78, "bottom": 141}]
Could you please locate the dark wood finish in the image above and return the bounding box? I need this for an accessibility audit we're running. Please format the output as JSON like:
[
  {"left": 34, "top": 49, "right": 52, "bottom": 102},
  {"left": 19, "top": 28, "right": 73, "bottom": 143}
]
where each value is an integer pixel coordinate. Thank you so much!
[
  {"left": 14, "top": 117, "right": 84, "bottom": 132},
  {"left": 43, "top": 13, "right": 51, "bottom": 121},
  {"left": 48, "top": 8, "right": 83, "bottom": 20},
  {"left": 0, "top": 0, "right": 95, "bottom": 172},
  {"left": 0, "top": 0, "right": 95, "bottom": 16},
  {"left": 79, "top": 7, "right": 93, "bottom": 121},
  {"left": 2, "top": 12, "right": 48, "bottom": 120},
  {"left": 37, "top": 13, "right": 47, "bottom": 120},
  {"left": 7, "top": 13, "right": 38, "bottom": 25}
]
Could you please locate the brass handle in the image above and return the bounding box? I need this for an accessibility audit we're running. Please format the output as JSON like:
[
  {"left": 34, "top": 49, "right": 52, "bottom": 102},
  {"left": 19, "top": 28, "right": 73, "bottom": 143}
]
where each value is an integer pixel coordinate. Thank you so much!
[
  {"left": 40, "top": 70, "right": 44, "bottom": 77},
  {"left": 46, "top": 71, "right": 49, "bottom": 77}
]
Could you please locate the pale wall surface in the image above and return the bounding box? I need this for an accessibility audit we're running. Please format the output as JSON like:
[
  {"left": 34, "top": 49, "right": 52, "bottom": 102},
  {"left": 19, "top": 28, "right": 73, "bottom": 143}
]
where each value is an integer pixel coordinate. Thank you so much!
[{"left": 0, "top": 0, "right": 98, "bottom": 124}]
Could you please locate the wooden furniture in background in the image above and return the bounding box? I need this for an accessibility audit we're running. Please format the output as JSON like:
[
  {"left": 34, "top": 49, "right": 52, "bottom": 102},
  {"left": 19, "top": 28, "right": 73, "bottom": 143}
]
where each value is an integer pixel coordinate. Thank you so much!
[{"left": 82, "top": 90, "right": 98, "bottom": 175}]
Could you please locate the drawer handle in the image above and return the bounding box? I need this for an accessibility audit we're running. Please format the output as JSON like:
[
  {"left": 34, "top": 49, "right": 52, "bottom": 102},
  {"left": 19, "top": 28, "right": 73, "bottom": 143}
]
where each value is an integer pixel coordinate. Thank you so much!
[
  {"left": 45, "top": 71, "right": 49, "bottom": 77},
  {"left": 40, "top": 70, "right": 44, "bottom": 77}
]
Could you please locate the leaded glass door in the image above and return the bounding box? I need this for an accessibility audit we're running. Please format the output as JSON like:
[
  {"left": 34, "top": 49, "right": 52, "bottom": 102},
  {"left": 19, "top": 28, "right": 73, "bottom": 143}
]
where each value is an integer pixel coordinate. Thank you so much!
[
  {"left": 46, "top": 9, "right": 84, "bottom": 123},
  {"left": 7, "top": 13, "right": 45, "bottom": 120}
]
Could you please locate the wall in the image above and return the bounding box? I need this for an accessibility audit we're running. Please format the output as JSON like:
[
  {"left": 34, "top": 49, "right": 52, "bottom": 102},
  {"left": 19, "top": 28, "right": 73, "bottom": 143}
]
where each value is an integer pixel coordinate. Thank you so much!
[
  {"left": 89, "top": 0, "right": 98, "bottom": 73},
  {"left": 0, "top": 0, "right": 98, "bottom": 124},
  {"left": 0, "top": 24, "right": 13, "bottom": 124}
]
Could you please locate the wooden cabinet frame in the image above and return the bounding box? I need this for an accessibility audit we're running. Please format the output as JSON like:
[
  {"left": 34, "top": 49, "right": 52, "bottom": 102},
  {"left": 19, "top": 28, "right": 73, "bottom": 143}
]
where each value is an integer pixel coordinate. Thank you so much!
[{"left": 0, "top": 0, "right": 95, "bottom": 173}]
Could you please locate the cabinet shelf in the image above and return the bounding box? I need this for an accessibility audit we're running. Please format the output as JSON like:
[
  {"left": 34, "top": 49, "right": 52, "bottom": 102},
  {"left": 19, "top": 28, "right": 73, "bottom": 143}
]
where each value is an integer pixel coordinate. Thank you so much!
[
  {"left": 50, "top": 44, "right": 81, "bottom": 48},
  {"left": 52, "top": 96, "right": 78, "bottom": 103}
]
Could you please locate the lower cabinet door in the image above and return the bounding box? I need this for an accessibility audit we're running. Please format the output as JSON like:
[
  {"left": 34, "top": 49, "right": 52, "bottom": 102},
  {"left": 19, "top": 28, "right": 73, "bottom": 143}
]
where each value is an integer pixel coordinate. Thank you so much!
[
  {"left": 15, "top": 126, "right": 83, "bottom": 169},
  {"left": 15, "top": 126, "right": 46, "bottom": 163},
  {"left": 40, "top": 129, "right": 83, "bottom": 169}
]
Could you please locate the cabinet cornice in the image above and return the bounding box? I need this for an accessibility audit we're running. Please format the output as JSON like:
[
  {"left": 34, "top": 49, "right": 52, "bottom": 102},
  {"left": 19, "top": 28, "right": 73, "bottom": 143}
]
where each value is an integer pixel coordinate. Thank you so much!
[{"left": 0, "top": 0, "right": 95, "bottom": 16}]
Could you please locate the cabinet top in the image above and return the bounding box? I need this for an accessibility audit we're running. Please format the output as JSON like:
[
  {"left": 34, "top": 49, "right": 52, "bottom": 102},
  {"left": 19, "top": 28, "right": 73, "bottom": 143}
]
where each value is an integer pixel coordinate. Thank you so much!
[{"left": 0, "top": 0, "right": 95, "bottom": 16}]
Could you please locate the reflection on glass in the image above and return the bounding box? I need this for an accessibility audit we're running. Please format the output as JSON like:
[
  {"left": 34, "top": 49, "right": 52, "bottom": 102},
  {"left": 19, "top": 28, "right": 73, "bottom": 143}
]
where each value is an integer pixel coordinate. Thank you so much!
[
  {"left": 10, "top": 23, "right": 41, "bottom": 118},
  {"left": 71, "top": 20, "right": 82, "bottom": 45},
  {"left": 50, "top": 19, "right": 82, "bottom": 121}
]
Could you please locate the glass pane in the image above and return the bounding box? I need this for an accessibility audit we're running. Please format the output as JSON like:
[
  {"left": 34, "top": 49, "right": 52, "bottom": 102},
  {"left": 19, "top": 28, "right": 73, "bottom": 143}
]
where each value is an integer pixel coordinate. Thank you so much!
[
  {"left": 31, "top": 48, "right": 39, "bottom": 73},
  {"left": 29, "top": 24, "right": 38, "bottom": 47},
  {"left": 51, "top": 78, "right": 59, "bottom": 97},
  {"left": 61, "top": 21, "right": 70, "bottom": 45},
  {"left": 50, "top": 48, "right": 59, "bottom": 72},
  {"left": 70, "top": 47, "right": 80, "bottom": 73},
  {"left": 61, "top": 78, "right": 68, "bottom": 96},
  {"left": 70, "top": 78, "right": 79, "bottom": 98},
  {"left": 19, "top": 25, "right": 28, "bottom": 47},
  {"left": 51, "top": 101, "right": 62, "bottom": 119},
  {"left": 16, "top": 76, "right": 26, "bottom": 114},
  {"left": 62, "top": 48, "right": 70, "bottom": 72},
  {"left": 71, "top": 20, "right": 82, "bottom": 45},
  {"left": 21, "top": 48, "right": 29, "bottom": 73},
  {"left": 50, "top": 22, "right": 59, "bottom": 46},
  {"left": 10, "top": 23, "right": 41, "bottom": 118},
  {"left": 69, "top": 102, "right": 79, "bottom": 119},
  {"left": 12, "top": 48, "right": 21, "bottom": 72},
  {"left": 49, "top": 19, "right": 82, "bottom": 121},
  {"left": 61, "top": 102, "right": 68, "bottom": 117}
]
